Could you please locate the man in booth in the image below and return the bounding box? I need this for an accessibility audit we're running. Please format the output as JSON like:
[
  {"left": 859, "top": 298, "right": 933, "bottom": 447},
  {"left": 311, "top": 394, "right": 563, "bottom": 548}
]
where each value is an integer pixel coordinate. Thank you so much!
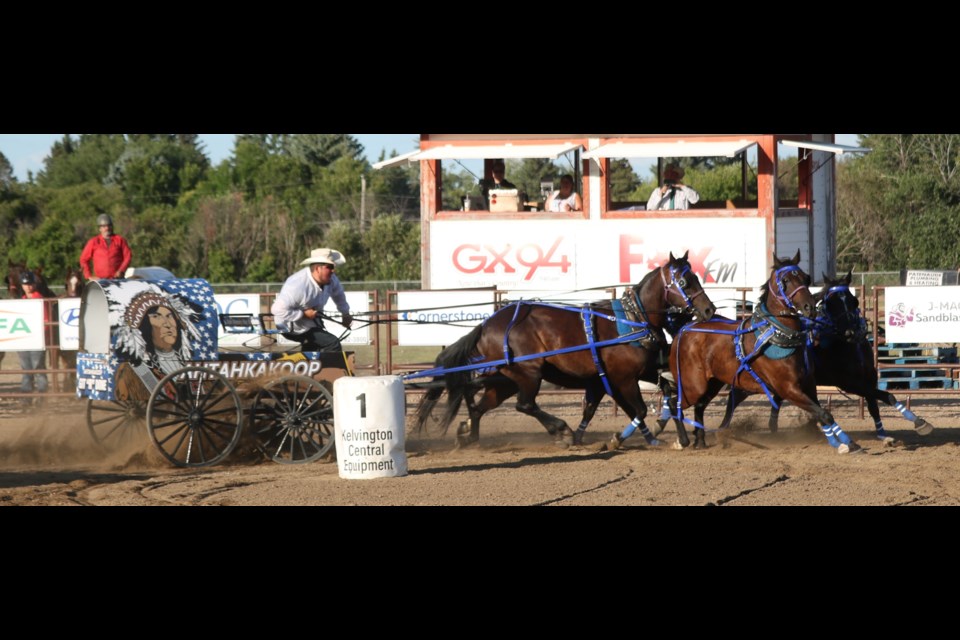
[
  {"left": 646, "top": 164, "right": 700, "bottom": 211},
  {"left": 478, "top": 159, "right": 517, "bottom": 209}
]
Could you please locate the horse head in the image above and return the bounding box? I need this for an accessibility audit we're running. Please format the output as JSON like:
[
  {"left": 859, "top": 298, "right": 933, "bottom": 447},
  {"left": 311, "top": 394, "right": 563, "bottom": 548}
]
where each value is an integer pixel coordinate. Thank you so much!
[
  {"left": 7, "top": 260, "right": 26, "bottom": 298},
  {"left": 64, "top": 267, "right": 84, "bottom": 298},
  {"left": 766, "top": 250, "right": 815, "bottom": 319},
  {"left": 651, "top": 250, "right": 716, "bottom": 323},
  {"left": 818, "top": 269, "right": 864, "bottom": 341}
]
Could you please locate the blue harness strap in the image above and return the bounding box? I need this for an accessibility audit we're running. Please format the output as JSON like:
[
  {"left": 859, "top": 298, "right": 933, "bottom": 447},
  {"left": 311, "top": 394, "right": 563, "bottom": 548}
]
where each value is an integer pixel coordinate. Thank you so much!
[
  {"left": 733, "top": 318, "right": 782, "bottom": 409},
  {"left": 581, "top": 305, "right": 614, "bottom": 396},
  {"left": 501, "top": 302, "right": 526, "bottom": 365}
]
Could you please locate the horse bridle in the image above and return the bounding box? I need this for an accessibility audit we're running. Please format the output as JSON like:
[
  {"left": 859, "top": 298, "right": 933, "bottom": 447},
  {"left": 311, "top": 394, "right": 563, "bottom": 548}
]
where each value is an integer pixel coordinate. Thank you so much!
[
  {"left": 818, "top": 284, "right": 866, "bottom": 341},
  {"left": 768, "top": 265, "right": 810, "bottom": 316},
  {"left": 660, "top": 263, "right": 707, "bottom": 316}
]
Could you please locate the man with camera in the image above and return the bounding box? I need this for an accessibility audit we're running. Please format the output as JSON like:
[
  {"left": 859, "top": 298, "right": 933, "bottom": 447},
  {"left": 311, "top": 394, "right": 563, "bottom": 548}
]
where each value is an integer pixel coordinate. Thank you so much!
[{"left": 646, "top": 163, "right": 700, "bottom": 211}]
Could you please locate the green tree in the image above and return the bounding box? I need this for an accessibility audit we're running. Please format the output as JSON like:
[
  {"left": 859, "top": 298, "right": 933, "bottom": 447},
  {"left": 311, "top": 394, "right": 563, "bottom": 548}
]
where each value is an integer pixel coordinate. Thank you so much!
[
  {"left": 105, "top": 136, "right": 209, "bottom": 210},
  {"left": 361, "top": 215, "right": 420, "bottom": 281},
  {"left": 608, "top": 159, "right": 640, "bottom": 202},
  {"left": 367, "top": 150, "right": 420, "bottom": 221},
  {"left": 0, "top": 150, "right": 14, "bottom": 189},
  {"left": 9, "top": 216, "right": 78, "bottom": 278},
  {"left": 36, "top": 134, "right": 127, "bottom": 188},
  {"left": 508, "top": 158, "right": 560, "bottom": 202},
  {"left": 323, "top": 222, "right": 365, "bottom": 282},
  {"left": 835, "top": 134, "right": 960, "bottom": 271},
  {"left": 287, "top": 134, "right": 364, "bottom": 167},
  {"left": 126, "top": 205, "right": 193, "bottom": 275}
]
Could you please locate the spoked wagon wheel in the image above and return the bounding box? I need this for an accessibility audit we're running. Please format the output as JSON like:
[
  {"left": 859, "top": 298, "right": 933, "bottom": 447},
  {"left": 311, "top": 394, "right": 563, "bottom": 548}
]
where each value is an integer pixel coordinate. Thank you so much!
[
  {"left": 250, "top": 375, "right": 335, "bottom": 464},
  {"left": 146, "top": 366, "right": 243, "bottom": 468},
  {"left": 86, "top": 398, "right": 147, "bottom": 450}
]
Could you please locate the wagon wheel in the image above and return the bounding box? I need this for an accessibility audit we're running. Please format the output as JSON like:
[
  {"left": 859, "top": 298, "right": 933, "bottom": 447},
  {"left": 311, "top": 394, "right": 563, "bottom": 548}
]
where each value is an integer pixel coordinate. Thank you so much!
[
  {"left": 250, "top": 375, "right": 335, "bottom": 464},
  {"left": 145, "top": 366, "right": 243, "bottom": 468},
  {"left": 86, "top": 398, "right": 148, "bottom": 449}
]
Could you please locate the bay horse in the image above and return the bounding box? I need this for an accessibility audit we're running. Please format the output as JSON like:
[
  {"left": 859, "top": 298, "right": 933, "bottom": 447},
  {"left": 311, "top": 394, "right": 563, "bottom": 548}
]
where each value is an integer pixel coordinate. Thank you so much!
[
  {"left": 413, "top": 251, "right": 717, "bottom": 448},
  {"left": 669, "top": 251, "right": 860, "bottom": 454},
  {"left": 766, "top": 270, "right": 934, "bottom": 442}
]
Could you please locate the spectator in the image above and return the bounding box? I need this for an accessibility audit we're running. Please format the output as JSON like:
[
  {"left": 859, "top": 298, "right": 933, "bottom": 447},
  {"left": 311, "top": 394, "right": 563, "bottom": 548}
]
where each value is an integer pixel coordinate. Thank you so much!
[
  {"left": 17, "top": 271, "right": 48, "bottom": 406},
  {"left": 544, "top": 174, "right": 583, "bottom": 212},
  {"left": 80, "top": 213, "right": 132, "bottom": 280},
  {"left": 478, "top": 159, "right": 518, "bottom": 208},
  {"left": 646, "top": 164, "right": 700, "bottom": 211}
]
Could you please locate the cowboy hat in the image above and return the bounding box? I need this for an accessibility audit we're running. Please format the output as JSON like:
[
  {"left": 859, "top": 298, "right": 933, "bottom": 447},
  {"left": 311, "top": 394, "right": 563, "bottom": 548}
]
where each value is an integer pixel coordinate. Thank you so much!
[
  {"left": 299, "top": 248, "right": 346, "bottom": 267},
  {"left": 663, "top": 164, "right": 685, "bottom": 181}
]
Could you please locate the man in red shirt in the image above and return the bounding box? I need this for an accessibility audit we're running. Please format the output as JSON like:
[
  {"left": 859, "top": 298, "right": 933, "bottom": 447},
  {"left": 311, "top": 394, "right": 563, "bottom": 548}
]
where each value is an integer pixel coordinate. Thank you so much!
[{"left": 79, "top": 214, "right": 132, "bottom": 280}]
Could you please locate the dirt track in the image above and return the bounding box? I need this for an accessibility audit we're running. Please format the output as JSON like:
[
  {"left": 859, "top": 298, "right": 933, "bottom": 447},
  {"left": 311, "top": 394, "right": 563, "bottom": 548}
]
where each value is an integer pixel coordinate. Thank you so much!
[{"left": 3, "top": 393, "right": 960, "bottom": 506}]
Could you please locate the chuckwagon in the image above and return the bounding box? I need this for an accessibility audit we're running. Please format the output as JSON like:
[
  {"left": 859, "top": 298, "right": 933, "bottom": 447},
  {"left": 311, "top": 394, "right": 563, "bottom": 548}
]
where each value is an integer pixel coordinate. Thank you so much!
[{"left": 76, "top": 276, "right": 354, "bottom": 467}]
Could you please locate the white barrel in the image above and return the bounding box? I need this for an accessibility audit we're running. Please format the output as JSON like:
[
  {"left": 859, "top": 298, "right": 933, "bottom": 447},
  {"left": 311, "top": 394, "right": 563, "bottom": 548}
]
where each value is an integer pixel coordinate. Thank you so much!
[{"left": 334, "top": 375, "right": 408, "bottom": 479}]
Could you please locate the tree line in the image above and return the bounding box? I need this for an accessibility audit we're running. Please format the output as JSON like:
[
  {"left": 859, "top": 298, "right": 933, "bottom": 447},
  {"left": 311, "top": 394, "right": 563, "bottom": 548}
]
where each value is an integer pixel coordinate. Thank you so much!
[
  {"left": 0, "top": 134, "right": 423, "bottom": 286},
  {"left": 1, "top": 134, "right": 957, "bottom": 288}
]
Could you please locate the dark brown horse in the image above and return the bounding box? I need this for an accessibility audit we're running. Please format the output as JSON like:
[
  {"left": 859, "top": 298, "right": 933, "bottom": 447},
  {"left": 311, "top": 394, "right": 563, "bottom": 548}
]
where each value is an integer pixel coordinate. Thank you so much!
[
  {"left": 414, "top": 252, "right": 717, "bottom": 448},
  {"left": 669, "top": 251, "right": 860, "bottom": 454},
  {"left": 766, "top": 271, "right": 934, "bottom": 442}
]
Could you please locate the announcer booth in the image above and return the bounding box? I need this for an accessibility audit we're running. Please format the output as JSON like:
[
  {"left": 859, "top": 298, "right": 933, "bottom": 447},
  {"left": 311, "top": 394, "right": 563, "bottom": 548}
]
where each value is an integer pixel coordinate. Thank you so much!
[{"left": 374, "top": 134, "right": 869, "bottom": 308}]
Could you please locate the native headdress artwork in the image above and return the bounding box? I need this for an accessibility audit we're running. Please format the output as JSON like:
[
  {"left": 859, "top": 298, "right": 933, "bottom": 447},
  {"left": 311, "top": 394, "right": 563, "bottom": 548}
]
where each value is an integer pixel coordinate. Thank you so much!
[{"left": 101, "top": 279, "right": 217, "bottom": 368}]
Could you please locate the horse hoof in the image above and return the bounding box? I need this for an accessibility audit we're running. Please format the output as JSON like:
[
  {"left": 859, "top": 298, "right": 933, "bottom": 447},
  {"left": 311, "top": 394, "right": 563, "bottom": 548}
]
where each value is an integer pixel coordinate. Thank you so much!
[
  {"left": 915, "top": 419, "right": 934, "bottom": 436},
  {"left": 837, "top": 443, "right": 850, "bottom": 454},
  {"left": 644, "top": 437, "right": 661, "bottom": 447},
  {"left": 572, "top": 431, "right": 584, "bottom": 446},
  {"left": 878, "top": 435, "right": 898, "bottom": 447},
  {"left": 671, "top": 440, "right": 684, "bottom": 451},
  {"left": 455, "top": 434, "right": 478, "bottom": 449},
  {"left": 608, "top": 435, "right": 623, "bottom": 451}
]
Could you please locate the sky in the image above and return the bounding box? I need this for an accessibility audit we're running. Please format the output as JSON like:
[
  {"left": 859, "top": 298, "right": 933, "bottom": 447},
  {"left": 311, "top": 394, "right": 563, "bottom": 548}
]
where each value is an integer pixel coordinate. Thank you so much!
[
  {"left": 0, "top": 134, "right": 422, "bottom": 183},
  {"left": 0, "top": 133, "right": 861, "bottom": 183}
]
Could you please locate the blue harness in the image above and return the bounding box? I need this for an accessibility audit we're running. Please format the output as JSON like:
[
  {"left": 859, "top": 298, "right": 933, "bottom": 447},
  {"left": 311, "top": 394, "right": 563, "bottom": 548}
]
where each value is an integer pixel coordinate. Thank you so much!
[{"left": 672, "top": 265, "right": 813, "bottom": 430}]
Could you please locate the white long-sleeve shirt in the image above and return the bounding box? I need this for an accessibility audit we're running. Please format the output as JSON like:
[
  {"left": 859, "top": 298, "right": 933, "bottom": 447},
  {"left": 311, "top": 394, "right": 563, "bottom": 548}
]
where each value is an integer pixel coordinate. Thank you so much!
[
  {"left": 271, "top": 267, "right": 350, "bottom": 333},
  {"left": 646, "top": 184, "right": 700, "bottom": 211}
]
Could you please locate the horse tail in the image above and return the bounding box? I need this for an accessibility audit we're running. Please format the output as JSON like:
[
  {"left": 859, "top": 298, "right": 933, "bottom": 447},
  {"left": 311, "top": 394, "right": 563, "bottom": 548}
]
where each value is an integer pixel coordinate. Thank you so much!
[{"left": 414, "top": 324, "right": 484, "bottom": 435}]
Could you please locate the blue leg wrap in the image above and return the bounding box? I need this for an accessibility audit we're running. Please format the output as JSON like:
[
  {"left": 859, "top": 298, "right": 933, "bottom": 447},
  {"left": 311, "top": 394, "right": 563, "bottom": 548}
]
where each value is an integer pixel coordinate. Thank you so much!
[
  {"left": 895, "top": 402, "right": 918, "bottom": 422},
  {"left": 659, "top": 396, "right": 672, "bottom": 421},
  {"left": 619, "top": 418, "right": 639, "bottom": 441},
  {"left": 827, "top": 423, "right": 852, "bottom": 445},
  {"left": 638, "top": 422, "right": 660, "bottom": 446},
  {"left": 874, "top": 419, "right": 888, "bottom": 439},
  {"left": 820, "top": 424, "right": 840, "bottom": 449}
]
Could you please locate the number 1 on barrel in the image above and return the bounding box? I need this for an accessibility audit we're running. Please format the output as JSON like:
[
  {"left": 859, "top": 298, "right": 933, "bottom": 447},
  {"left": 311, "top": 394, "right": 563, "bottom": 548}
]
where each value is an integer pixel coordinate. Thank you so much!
[{"left": 356, "top": 393, "right": 366, "bottom": 418}]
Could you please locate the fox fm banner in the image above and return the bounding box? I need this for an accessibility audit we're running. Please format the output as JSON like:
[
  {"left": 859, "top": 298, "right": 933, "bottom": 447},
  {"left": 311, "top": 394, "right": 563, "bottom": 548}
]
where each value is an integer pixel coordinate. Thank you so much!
[
  {"left": 885, "top": 286, "right": 960, "bottom": 343},
  {"left": 429, "top": 218, "right": 768, "bottom": 292}
]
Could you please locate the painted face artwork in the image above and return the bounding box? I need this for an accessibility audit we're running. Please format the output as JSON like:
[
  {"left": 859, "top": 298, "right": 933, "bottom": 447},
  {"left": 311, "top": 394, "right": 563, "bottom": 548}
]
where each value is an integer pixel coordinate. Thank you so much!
[{"left": 148, "top": 306, "right": 179, "bottom": 351}]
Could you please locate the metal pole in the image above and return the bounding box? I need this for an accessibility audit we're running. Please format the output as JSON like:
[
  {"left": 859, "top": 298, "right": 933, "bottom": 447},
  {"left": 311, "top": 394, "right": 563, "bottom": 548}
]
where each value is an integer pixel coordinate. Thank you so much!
[{"left": 360, "top": 175, "right": 367, "bottom": 233}]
